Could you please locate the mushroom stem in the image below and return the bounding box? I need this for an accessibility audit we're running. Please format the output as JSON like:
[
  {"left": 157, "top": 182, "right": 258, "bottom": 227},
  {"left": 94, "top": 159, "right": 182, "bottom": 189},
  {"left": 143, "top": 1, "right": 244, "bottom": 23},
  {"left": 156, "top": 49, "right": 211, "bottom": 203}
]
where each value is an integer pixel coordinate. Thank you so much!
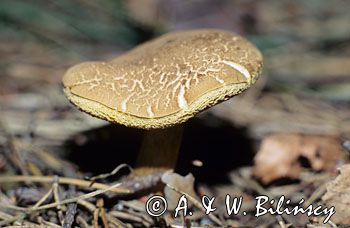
[{"left": 135, "top": 125, "right": 183, "bottom": 173}]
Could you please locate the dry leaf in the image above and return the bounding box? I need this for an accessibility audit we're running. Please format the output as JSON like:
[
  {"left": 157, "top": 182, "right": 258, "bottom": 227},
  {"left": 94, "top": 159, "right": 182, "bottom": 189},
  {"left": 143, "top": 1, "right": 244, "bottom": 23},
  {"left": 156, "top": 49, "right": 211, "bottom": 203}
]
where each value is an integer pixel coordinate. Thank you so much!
[
  {"left": 322, "top": 164, "right": 350, "bottom": 224},
  {"left": 161, "top": 172, "right": 197, "bottom": 210},
  {"left": 253, "top": 134, "right": 345, "bottom": 184}
]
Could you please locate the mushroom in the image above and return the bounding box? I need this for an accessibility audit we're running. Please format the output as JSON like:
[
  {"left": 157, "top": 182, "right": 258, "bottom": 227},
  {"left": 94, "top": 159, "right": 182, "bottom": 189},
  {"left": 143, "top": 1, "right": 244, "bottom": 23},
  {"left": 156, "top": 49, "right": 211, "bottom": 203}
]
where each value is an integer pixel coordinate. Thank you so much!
[{"left": 62, "top": 29, "right": 263, "bottom": 174}]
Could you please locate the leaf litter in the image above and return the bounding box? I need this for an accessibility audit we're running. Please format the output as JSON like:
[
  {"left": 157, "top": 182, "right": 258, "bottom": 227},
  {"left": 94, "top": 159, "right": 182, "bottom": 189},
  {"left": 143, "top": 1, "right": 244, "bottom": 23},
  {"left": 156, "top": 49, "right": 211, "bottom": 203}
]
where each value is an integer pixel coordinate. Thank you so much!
[{"left": 1, "top": 0, "right": 350, "bottom": 227}]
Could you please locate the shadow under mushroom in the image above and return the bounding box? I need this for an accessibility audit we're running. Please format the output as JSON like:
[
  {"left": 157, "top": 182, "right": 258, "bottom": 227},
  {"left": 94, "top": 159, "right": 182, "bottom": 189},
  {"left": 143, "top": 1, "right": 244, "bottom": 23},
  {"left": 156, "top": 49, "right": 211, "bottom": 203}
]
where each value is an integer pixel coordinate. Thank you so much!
[{"left": 64, "top": 116, "right": 255, "bottom": 185}]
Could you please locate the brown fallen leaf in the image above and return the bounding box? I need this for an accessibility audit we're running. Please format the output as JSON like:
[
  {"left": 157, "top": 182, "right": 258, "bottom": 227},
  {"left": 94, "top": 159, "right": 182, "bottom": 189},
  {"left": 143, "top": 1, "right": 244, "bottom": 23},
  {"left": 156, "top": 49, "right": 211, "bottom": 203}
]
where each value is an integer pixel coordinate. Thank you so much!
[
  {"left": 161, "top": 172, "right": 197, "bottom": 210},
  {"left": 322, "top": 164, "right": 350, "bottom": 224},
  {"left": 253, "top": 134, "right": 345, "bottom": 184}
]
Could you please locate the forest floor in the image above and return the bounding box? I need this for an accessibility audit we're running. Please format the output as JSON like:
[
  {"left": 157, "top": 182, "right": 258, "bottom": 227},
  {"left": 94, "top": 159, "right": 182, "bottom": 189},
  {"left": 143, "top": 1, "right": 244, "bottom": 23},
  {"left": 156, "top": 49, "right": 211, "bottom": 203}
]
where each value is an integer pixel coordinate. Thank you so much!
[{"left": 1, "top": 0, "right": 350, "bottom": 227}]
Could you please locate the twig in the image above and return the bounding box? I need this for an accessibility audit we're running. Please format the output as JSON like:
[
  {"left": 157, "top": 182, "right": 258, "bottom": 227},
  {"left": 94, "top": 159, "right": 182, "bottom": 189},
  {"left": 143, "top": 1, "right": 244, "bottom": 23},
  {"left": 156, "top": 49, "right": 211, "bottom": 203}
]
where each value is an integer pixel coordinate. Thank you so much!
[
  {"left": 0, "top": 120, "right": 29, "bottom": 176},
  {"left": 232, "top": 170, "right": 298, "bottom": 226},
  {"left": 164, "top": 183, "right": 223, "bottom": 226},
  {"left": 328, "top": 220, "right": 338, "bottom": 228},
  {"left": 124, "top": 207, "right": 153, "bottom": 225},
  {"left": 0, "top": 212, "right": 24, "bottom": 226},
  {"left": 277, "top": 215, "right": 291, "bottom": 228},
  {"left": 62, "top": 186, "right": 77, "bottom": 228},
  {"left": 120, "top": 171, "right": 163, "bottom": 193},
  {"left": 106, "top": 213, "right": 128, "bottom": 228},
  {"left": 97, "top": 199, "right": 109, "bottom": 228},
  {"left": 109, "top": 211, "right": 151, "bottom": 227},
  {"left": 79, "top": 198, "right": 110, "bottom": 228},
  {"left": 304, "top": 181, "right": 328, "bottom": 206},
  {"left": 0, "top": 182, "right": 123, "bottom": 212},
  {"left": 0, "top": 175, "right": 129, "bottom": 193},
  {"left": 2, "top": 225, "right": 43, "bottom": 228},
  {"left": 93, "top": 205, "right": 99, "bottom": 228},
  {"left": 76, "top": 215, "right": 90, "bottom": 228},
  {"left": 87, "top": 163, "right": 132, "bottom": 183},
  {"left": 31, "top": 186, "right": 53, "bottom": 209},
  {"left": 37, "top": 216, "right": 61, "bottom": 228},
  {"left": 171, "top": 226, "right": 212, "bottom": 228},
  {"left": 77, "top": 199, "right": 96, "bottom": 212},
  {"left": 52, "top": 177, "right": 65, "bottom": 225}
]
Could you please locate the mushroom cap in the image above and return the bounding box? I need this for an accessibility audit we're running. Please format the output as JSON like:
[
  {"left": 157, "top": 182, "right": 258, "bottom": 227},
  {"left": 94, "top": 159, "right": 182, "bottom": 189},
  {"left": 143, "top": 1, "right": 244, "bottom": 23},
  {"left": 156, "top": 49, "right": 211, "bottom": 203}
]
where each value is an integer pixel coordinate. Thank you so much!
[{"left": 63, "top": 29, "right": 263, "bottom": 129}]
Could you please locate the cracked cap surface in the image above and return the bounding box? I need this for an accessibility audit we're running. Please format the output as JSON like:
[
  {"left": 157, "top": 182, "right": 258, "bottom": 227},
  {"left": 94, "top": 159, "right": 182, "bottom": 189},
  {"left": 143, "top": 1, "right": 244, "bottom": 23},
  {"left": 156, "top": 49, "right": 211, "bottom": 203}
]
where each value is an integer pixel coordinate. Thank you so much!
[{"left": 63, "top": 29, "right": 263, "bottom": 129}]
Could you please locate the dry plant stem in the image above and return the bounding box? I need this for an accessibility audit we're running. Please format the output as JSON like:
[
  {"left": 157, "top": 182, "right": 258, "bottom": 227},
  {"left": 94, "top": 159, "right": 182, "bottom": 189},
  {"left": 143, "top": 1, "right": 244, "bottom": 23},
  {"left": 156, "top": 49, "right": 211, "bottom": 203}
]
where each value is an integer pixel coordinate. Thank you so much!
[
  {"left": 0, "top": 182, "right": 123, "bottom": 212},
  {"left": 109, "top": 211, "right": 151, "bottom": 227},
  {"left": 76, "top": 215, "right": 90, "bottom": 228},
  {"left": 106, "top": 214, "right": 127, "bottom": 228},
  {"left": 0, "top": 212, "right": 15, "bottom": 221},
  {"left": 165, "top": 182, "right": 223, "bottom": 226},
  {"left": 37, "top": 216, "right": 61, "bottom": 228},
  {"left": 88, "top": 164, "right": 132, "bottom": 182},
  {"left": 0, "top": 175, "right": 129, "bottom": 193},
  {"left": 0, "top": 212, "right": 23, "bottom": 226},
  {"left": 136, "top": 125, "right": 183, "bottom": 173},
  {"left": 77, "top": 199, "right": 96, "bottom": 212},
  {"left": 97, "top": 199, "right": 109, "bottom": 228},
  {"left": 93, "top": 207, "right": 99, "bottom": 228},
  {"left": 31, "top": 187, "right": 53, "bottom": 209},
  {"left": 277, "top": 215, "right": 291, "bottom": 228},
  {"left": 100, "top": 208, "right": 109, "bottom": 228},
  {"left": 78, "top": 200, "right": 125, "bottom": 228},
  {"left": 304, "top": 181, "right": 328, "bottom": 206},
  {"left": 52, "top": 180, "right": 64, "bottom": 225},
  {"left": 125, "top": 208, "right": 153, "bottom": 225},
  {"left": 171, "top": 226, "right": 205, "bottom": 228}
]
